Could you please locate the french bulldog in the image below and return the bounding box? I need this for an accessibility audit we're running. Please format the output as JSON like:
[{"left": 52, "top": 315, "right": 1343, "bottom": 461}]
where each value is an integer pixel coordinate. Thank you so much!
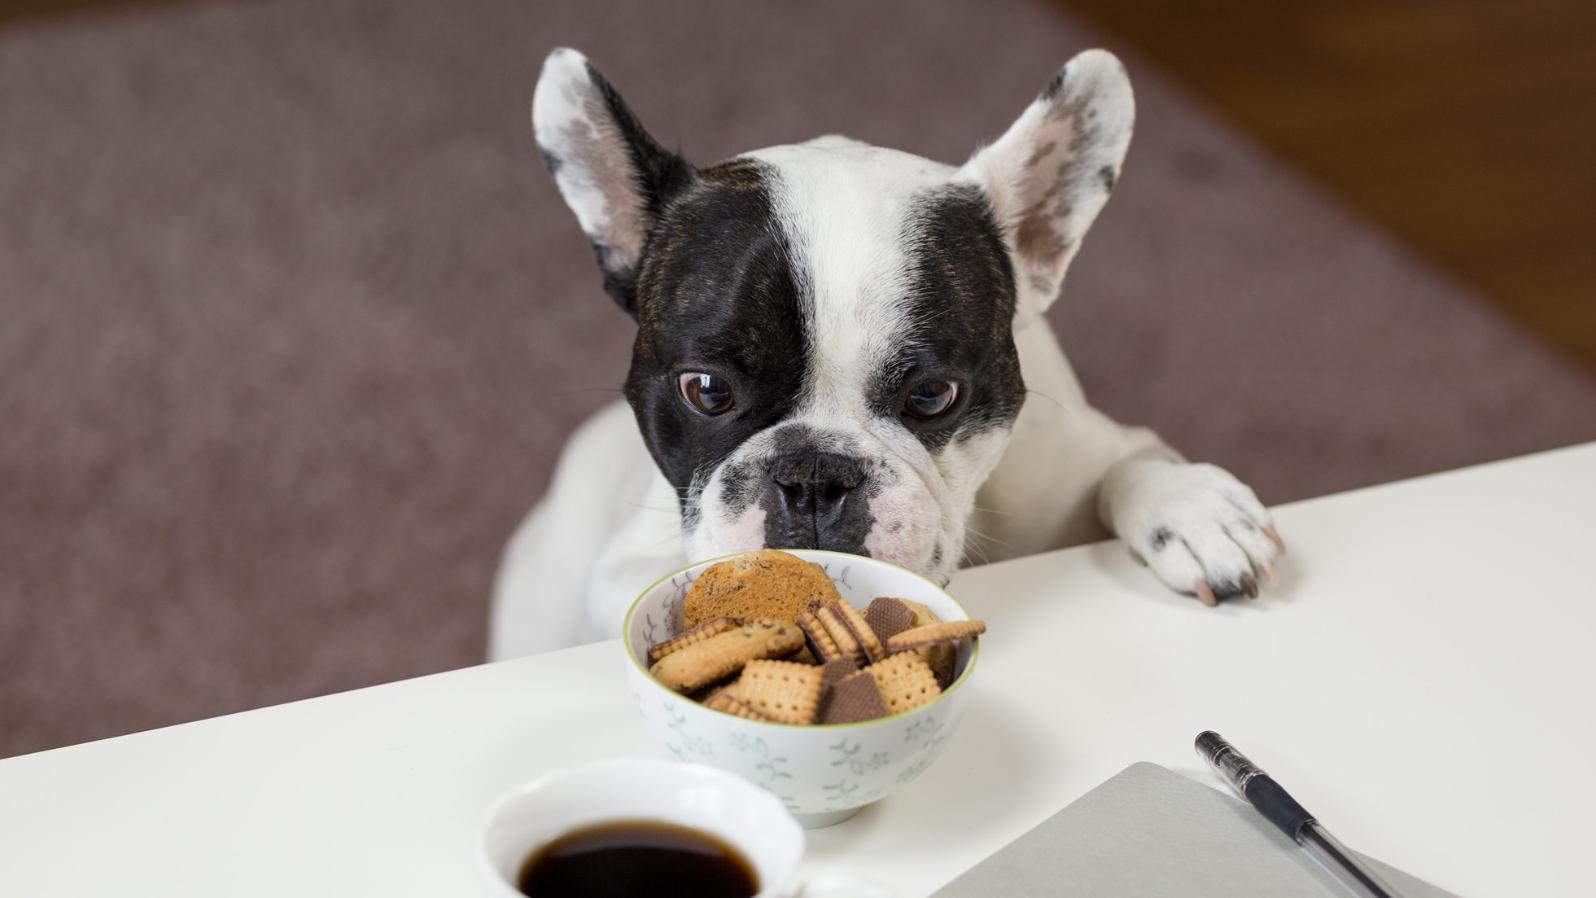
[{"left": 489, "top": 48, "right": 1283, "bottom": 659}]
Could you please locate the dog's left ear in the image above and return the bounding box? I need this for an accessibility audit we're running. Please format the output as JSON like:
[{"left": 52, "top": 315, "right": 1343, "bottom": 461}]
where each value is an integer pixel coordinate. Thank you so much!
[
  {"left": 533, "top": 48, "right": 696, "bottom": 316},
  {"left": 960, "top": 49, "right": 1134, "bottom": 318}
]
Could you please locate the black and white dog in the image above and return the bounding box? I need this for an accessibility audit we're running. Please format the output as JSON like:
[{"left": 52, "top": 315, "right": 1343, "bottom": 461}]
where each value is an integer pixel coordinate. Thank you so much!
[{"left": 489, "top": 48, "right": 1282, "bottom": 659}]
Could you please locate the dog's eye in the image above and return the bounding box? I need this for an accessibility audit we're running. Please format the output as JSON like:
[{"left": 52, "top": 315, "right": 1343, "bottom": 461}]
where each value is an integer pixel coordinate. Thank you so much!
[
  {"left": 679, "top": 372, "right": 735, "bottom": 416},
  {"left": 903, "top": 379, "right": 959, "bottom": 419}
]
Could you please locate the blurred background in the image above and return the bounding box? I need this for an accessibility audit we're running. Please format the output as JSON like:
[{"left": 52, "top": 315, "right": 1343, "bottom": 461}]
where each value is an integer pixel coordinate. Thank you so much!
[{"left": 2, "top": 0, "right": 1593, "bottom": 759}]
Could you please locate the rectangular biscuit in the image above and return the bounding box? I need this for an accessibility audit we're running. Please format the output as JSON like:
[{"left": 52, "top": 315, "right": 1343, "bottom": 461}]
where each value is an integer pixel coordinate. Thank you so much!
[
  {"left": 897, "top": 598, "right": 956, "bottom": 687},
  {"left": 649, "top": 616, "right": 741, "bottom": 663},
  {"left": 704, "top": 691, "right": 774, "bottom": 722},
  {"left": 695, "top": 680, "right": 740, "bottom": 705},
  {"left": 834, "top": 601, "right": 886, "bottom": 663},
  {"left": 864, "top": 597, "right": 916, "bottom": 644},
  {"left": 864, "top": 652, "right": 942, "bottom": 715},
  {"left": 886, "top": 619, "right": 986, "bottom": 653},
  {"left": 821, "top": 669, "right": 889, "bottom": 724},
  {"left": 648, "top": 620, "right": 804, "bottom": 693},
  {"left": 816, "top": 657, "right": 858, "bottom": 721},
  {"left": 816, "top": 604, "right": 867, "bottom": 666},
  {"left": 819, "top": 656, "right": 858, "bottom": 693},
  {"left": 798, "top": 610, "right": 843, "bottom": 663},
  {"left": 737, "top": 659, "right": 824, "bottom": 725}
]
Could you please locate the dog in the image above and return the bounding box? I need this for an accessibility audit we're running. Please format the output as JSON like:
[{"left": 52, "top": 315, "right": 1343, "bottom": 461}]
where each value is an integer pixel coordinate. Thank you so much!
[{"left": 488, "top": 48, "right": 1282, "bottom": 659}]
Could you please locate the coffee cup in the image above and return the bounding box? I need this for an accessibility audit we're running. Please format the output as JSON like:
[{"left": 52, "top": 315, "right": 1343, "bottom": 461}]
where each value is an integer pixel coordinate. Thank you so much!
[{"left": 481, "top": 758, "right": 892, "bottom": 897}]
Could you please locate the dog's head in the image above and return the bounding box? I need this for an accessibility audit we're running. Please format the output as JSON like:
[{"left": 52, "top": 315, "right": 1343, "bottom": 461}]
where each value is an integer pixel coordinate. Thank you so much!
[{"left": 532, "top": 48, "right": 1133, "bottom": 583}]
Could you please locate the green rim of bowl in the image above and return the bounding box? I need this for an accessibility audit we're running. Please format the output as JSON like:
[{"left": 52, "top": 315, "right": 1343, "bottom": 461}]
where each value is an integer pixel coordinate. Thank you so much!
[{"left": 622, "top": 549, "right": 980, "bottom": 731}]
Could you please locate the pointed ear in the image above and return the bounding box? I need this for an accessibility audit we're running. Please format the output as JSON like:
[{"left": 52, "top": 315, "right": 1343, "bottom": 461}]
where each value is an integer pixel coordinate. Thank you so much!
[
  {"left": 532, "top": 48, "right": 695, "bottom": 316},
  {"left": 960, "top": 49, "right": 1134, "bottom": 318}
]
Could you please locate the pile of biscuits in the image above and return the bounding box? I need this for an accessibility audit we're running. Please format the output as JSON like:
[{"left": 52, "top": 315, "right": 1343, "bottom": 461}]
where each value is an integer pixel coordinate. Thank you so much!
[{"left": 646, "top": 550, "right": 985, "bottom": 725}]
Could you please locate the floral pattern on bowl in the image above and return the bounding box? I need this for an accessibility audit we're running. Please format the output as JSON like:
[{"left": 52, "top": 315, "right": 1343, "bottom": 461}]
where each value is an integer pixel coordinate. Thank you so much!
[{"left": 623, "top": 549, "right": 978, "bottom": 828}]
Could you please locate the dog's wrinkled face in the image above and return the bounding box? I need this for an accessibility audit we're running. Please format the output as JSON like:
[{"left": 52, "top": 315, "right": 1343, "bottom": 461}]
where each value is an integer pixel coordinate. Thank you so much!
[
  {"left": 632, "top": 146, "right": 1024, "bottom": 580},
  {"left": 533, "top": 49, "right": 1133, "bottom": 583}
]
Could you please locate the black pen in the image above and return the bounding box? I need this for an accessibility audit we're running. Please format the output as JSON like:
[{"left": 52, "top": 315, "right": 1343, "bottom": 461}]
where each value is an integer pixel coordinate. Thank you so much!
[{"left": 1196, "top": 731, "right": 1406, "bottom": 898}]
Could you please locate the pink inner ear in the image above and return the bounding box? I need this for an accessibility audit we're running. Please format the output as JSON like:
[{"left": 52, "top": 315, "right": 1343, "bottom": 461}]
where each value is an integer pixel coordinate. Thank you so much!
[
  {"left": 963, "top": 53, "right": 1134, "bottom": 312},
  {"left": 1015, "top": 205, "right": 1072, "bottom": 296},
  {"left": 558, "top": 96, "right": 647, "bottom": 268}
]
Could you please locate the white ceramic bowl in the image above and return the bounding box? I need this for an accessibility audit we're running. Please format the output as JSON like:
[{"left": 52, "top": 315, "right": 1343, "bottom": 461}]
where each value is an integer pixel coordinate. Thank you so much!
[{"left": 623, "top": 550, "right": 979, "bottom": 828}]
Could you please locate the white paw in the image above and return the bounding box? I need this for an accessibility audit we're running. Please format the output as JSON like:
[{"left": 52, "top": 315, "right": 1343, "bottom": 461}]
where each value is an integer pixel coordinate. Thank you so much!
[{"left": 1111, "top": 462, "right": 1283, "bottom": 606}]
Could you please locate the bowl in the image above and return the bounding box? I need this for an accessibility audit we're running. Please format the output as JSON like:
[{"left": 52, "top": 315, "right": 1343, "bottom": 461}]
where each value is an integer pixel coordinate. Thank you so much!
[
  {"left": 480, "top": 760, "right": 802, "bottom": 897},
  {"left": 622, "top": 549, "right": 979, "bottom": 828}
]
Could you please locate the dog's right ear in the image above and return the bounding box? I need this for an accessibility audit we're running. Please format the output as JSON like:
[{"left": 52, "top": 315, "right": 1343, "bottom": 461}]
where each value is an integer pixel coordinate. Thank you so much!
[
  {"left": 959, "top": 50, "right": 1134, "bottom": 321},
  {"left": 533, "top": 48, "right": 695, "bottom": 316}
]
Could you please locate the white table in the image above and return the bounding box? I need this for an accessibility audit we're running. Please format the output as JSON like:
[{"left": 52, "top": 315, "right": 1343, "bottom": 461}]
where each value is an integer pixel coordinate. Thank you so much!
[{"left": 4, "top": 444, "right": 1594, "bottom": 897}]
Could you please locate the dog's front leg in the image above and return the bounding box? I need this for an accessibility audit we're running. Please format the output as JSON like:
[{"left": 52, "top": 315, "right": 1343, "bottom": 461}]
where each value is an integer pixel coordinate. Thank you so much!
[{"left": 1098, "top": 449, "right": 1284, "bottom": 605}]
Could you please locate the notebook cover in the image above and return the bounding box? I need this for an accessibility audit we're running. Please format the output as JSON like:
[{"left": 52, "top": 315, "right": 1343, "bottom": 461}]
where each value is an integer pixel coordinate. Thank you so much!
[{"left": 933, "top": 762, "right": 1460, "bottom": 897}]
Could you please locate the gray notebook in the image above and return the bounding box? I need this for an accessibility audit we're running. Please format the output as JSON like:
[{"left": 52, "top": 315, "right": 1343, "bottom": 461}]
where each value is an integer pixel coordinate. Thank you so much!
[{"left": 933, "top": 763, "right": 1459, "bottom": 897}]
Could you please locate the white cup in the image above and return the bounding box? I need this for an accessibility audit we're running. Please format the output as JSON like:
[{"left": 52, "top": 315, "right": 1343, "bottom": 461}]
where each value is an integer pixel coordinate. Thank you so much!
[{"left": 481, "top": 759, "right": 892, "bottom": 898}]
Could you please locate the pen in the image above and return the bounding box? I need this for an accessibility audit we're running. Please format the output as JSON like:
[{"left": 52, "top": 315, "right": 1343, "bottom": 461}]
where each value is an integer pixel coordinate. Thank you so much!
[{"left": 1195, "top": 731, "right": 1406, "bottom": 898}]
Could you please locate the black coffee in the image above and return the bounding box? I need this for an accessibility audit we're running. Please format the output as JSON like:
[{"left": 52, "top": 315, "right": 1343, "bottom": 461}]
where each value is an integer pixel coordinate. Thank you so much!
[{"left": 516, "top": 819, "right": 759, "bottom": 898}]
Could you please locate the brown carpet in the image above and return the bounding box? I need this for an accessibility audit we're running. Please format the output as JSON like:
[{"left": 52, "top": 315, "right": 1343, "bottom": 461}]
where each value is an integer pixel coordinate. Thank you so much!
[{"left": 3, "top": 0, "right": 1594, "bottom": 759}]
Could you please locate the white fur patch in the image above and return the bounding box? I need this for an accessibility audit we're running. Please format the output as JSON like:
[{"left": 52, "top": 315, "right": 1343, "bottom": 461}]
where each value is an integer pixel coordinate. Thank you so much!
[
  {"left": 686, "top": 465, "right": 768, "bottom": 561},
  {"left": 746, "top": 137, "right": 955, "bottom": 424},
  {"left": 1101, "top": 455, "right": 1280, "bottom": 600}
]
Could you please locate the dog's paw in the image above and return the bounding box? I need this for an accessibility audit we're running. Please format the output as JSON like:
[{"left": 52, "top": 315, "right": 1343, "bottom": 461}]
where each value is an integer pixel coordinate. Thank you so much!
[{"left": 1110, "top": 461, "right": 1283, "bottom": 606}]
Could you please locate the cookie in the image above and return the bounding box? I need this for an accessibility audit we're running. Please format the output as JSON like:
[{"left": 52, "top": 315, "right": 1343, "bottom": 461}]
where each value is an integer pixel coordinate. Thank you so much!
[
  {"left": 821, "top": 670, "right": 890, "bottom": 724},
  {"left": 683, "top": 550, "right": 843, "bottom": 629},
  {"left": 648, "top": 620, "right": 804, "bottom": 693},
  {"left": 818, "top": 657, "right": 858, "bottom": 693},
  {"left": 704, "top": 691, "right": 773, "bottom": 722},
  {"left": 896, "top": 598, "right": 956, "bottom": 687},
  {"left": 816, "top": 657, "right": 859, "bottom": 721},
  {"left": 797, "top": 610, "right": 843, "bottom": 663},
  {"left": 696, "top": 680, "right": 741, "bottom": 706},
  {"left": 886, "top": 620, "right": 986, "bottom": 653},
  {"left": 737, "top": 660, "right": 824, "bottom": 725},
  {"left": 864, "top": 652, "right": 942, "bottom": 715},
  {"left": 864, "top": 597, "right": 916, "bottom": 644},
  {"left": 648, "top": 616, "right": 741, "bottom": 663},
  {"left": 834, "top": 601, "right": 887, "bottom": 663},
  {"left": 816, "top": 604, "right": 867, "bottom": 666}
]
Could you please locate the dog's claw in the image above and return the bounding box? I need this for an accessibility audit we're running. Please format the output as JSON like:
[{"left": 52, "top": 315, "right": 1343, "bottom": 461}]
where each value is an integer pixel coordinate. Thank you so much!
[
  {"left": 1240, "top": 573, "right": 1259, "bottom": 599},
  {"left": 1259, "top": 561, "right": 1277, "bottom": 586},
  {"left": 1194, "top": 580, "right": 1217, "bottom": 607},
  {"left": 1264, "top": 525, "right": 1286, "bottom": 554}
]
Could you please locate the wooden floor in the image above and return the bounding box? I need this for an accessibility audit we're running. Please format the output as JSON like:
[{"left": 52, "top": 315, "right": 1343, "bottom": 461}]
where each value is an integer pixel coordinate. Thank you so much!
[
  {"left": 5, "top": 0, "right": 1595, "bottom": 372},
  {"left": 1059, "top": 0, "right": 1596, "bottom": 372},
  {"left": 0, "top": 0, "right": 166, "bottom": 22}
]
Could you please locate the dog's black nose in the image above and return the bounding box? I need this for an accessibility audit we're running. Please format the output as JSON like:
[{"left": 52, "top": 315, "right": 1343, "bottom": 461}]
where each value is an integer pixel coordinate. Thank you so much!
[{"left": 767, "top": 450, "right": 867, "bottom": 545}]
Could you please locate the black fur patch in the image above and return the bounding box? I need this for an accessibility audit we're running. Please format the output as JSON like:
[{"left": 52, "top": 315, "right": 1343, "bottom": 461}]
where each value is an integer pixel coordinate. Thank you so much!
[
  {"left": 538, "top": 145, "right": 564, "bottom": 178},
  {"left": 624, "top": 160, "right": 809, "bottom": 510},
  {"left": 1150, "top": 526, "right": 1173, "bottom": 551},
  {"left": 882, "top": 184, "right": 1026, "bottom": 454},
  {"left": 1041, "top": 67, "right": 1068, "bottom": 101}
]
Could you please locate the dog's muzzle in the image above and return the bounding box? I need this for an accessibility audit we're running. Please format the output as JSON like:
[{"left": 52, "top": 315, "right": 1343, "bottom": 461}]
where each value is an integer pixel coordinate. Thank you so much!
[{"left": 763, "top": 449, "right": 873, "bottom": 553}]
